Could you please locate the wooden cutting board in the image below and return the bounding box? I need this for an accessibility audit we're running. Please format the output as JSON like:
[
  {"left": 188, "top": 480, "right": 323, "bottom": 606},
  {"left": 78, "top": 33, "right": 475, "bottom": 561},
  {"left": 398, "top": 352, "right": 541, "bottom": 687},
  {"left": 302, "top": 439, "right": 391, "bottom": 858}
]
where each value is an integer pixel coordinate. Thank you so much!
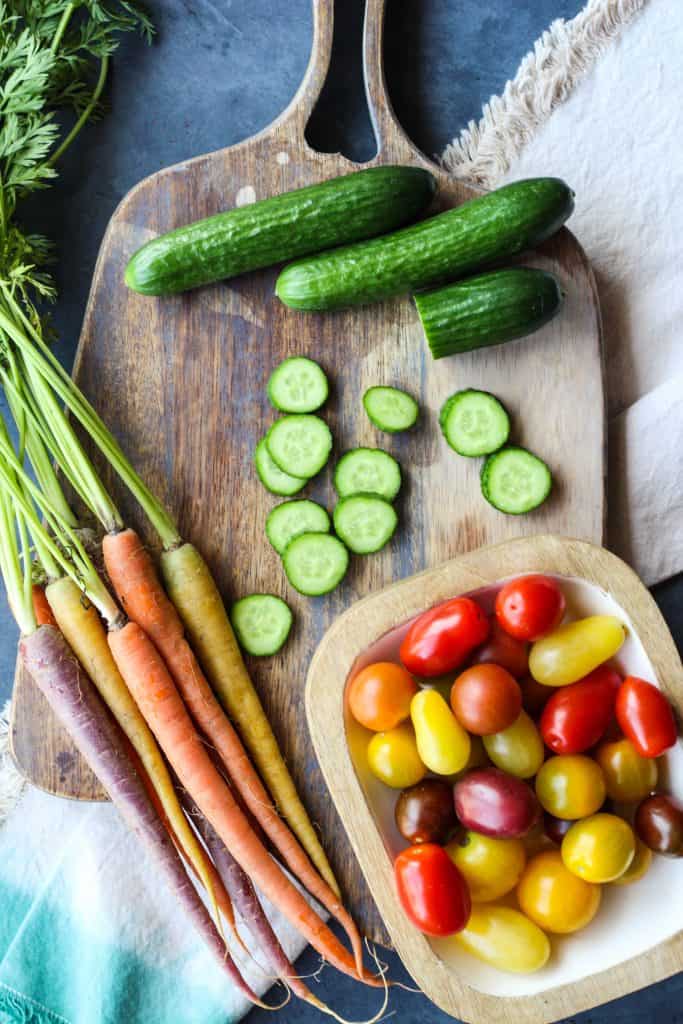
[{"left": 10, "top": 0, "right": 604, "bottom": 945}]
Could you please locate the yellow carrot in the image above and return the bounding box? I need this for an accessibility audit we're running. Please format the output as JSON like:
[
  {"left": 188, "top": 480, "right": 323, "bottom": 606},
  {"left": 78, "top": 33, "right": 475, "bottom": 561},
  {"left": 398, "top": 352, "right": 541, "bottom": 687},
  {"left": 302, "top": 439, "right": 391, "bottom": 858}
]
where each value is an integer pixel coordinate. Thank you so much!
[{"left": 160, "top": 541, "right": 340, "bottom": 897}]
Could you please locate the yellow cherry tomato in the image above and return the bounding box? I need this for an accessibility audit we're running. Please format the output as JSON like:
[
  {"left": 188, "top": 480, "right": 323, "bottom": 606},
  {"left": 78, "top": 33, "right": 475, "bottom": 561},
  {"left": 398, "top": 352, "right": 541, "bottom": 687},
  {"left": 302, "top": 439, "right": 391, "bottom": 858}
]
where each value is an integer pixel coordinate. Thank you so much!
[
  {"left": 595, "top": 738, "right": 658, "bottom": 803},
  {"left": 562, "top": 813, "right": 636, "bottom": 882},
  {"left": 483, "top": 710, "right": 545, "bottom": 779},
  {"left": 517, "top": 850, "right": 601, "bottom": 934},
  {"left": 366, "top": 723, "right": 426, "bottom": 788},
  {"left": 446, "top": 831, "right": 527, "bottom": 902},
  {"left": 611, "top": 838, "right": 653, "bottom": 885},
  {"left": 535, "top": 755, "right": 606, "bottom": 819},
  {"left": 529, "top": 616, "right": 625, "bottom": 687},
  {"left": 410, "top": 689, "right": 471, "bottom": 775},
  {"left": 453, "top": 905, "right": 550, "bottom": 974}
]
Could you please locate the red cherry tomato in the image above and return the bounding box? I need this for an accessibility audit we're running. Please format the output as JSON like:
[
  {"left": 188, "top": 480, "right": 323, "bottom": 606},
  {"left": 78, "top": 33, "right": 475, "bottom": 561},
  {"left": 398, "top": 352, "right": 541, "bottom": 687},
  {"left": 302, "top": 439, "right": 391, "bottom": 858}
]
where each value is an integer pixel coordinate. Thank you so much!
[
  {"left": 615, "top": 676, "right": 677, "bottom": 758},
  {"left": 469, "top": 618, "right": 529, "bottom": 678},
  {"left": 540, "top": 666, "right": 622, "bottom": 755},
  {"left": 495, "top": 575, "right": 566, "bottom": 642},
  {"left": 394, "top": 844, "right": 471, "bottom": 936},
  {"left": 400, "top": 597, "right": 489, "bottom": 678}
]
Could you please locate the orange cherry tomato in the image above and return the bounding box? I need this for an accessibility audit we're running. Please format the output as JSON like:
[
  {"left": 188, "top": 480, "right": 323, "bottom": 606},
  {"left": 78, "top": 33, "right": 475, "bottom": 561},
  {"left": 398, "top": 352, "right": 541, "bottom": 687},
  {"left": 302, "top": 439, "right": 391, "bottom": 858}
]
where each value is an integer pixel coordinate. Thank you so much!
[
  {"left": 450, "top": 664, "right": 522, "bottom": 735},
  {"left": 348, "top": 661, "right": 418, "bottom": 731}
]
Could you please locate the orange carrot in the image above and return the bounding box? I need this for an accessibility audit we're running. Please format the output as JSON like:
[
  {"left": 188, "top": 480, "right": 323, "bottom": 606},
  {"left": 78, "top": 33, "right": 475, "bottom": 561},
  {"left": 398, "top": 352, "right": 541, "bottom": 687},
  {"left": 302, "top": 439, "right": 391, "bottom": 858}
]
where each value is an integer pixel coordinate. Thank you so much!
[
  {"left": 32, "top": 584, "right": 57, "bottom": 627},
  {"left": 102, "top": 527, "right": 365, "bottom": 976}
]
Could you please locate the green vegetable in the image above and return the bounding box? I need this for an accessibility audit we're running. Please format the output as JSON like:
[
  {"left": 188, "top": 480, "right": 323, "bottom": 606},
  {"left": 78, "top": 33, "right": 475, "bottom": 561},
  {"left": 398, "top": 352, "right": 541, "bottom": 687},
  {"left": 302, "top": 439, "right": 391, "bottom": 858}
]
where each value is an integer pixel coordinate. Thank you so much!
[
  {"left": 481, "top": 447, "right": 553, "bottom": 514},
  {"left": 126, "top": 166, "right": 437, "bottom": 295},
  {"left": 283, "top": 533, "right": 349, "bottom": 596},
  {"left": 333, "top": 448, "right": 401, "bottom": 501},
  {"left": 254, "top": 439, "right": 307, "bottom": 496},
  {"left": 266, "top": 500, "right": 330, "bottom": 555},
  {"left": 266, "top": 415, "right": 332, "bottom": 479},
  {"left": 230, "top": 595, "right": 293, "bottom": 656},
  {"left": 440, "top": 390, "right": 510, "bottom": 457},
  {"left": 268, "top": 357, "right": 329, "bottom": 413},
  {"left": 333, "top": 495, "right": 398, "bottom": 555},
  {"left": 363, "top": 386, "right": 419, "bottom": 433},
  {"left": 416, "top": 268, "right": 563, "bottom": 359},
  {"left": 276, "top": 178, "right": 574, "bottom": 311}
]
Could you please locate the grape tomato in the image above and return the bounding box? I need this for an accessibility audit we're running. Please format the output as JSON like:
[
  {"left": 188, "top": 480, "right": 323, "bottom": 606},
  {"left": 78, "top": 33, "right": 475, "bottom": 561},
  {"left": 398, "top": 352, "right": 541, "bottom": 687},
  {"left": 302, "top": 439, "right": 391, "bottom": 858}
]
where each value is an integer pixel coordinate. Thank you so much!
[
  {"left": 394, "top": 844, "right": 471, "bottom": 936},
  {"left": 529, "top": 615, "right": 625, "bottom": 687},
  {"left": 400, "top": 597, "right": 489, "bottom": 677},
  {"left": 495, "top": 574, "right": 565, "bottom": 641},
  {"left": 453, "top": 905, "right": 550, "bottom": 974},
  {"left": 483, "top": 710, "right": 544, "bottom": 779},
  {"left": 635, "top": 794, "right": 683, "bottom": 856},
  {"left": 410, "top": 689, "right": 471, "bottom": 775},
  {"left": 395, "top": 779, "right": 456, "bottom": 844},
  {"left": 469, "top": 617, "right": 529, "bottom": 677},
  {"left": 595, "top": 737, "right": 658, "bottom": 803},
  {"left": 540, "top": 665, "right": 621, "bottom": 754},
  {"left": 562, "top": 813, "right": 636, "bottom": 883},
  {"left": 615, "top": 676, "right": 677, "bottom": 758},
  {"left": 454, "top": 767, "right": 541, "bottom": 838}
]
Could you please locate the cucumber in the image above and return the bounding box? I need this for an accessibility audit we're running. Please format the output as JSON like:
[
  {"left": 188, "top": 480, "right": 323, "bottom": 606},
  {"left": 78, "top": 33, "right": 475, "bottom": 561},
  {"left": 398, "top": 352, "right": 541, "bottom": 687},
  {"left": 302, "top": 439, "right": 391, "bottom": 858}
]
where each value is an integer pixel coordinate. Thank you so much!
[
  {"left": 481, "top": 446, "right": 553, "bottom": 514},
  {"left": 440, "top": 390, "right": 510, "bottom": 457},
  {"left": 416, "top": 268, "right": 563, "bottom": 359},
  {"left": 283, "top": 533, "right": 349, "bottom": 596},
  {"left": 363, "top": 386, "right": 419, "bottom": 433},
  {"left": 268, "top": 356, "right": 329, "bottom": 413},
  {"left": 230, "top": 594, "right": 293, "bottom": 656},
  {"left": 276, "top": 178, "right": 574, "bottom": 311},
  {"left": 125, "top": 166, "right": 437, "bottom": 295},
  {"left": 254, "top": 438, "right": 307, "bottom": 496},
  {"left": 333, "top": 494, "right": 398, "bottom": 555},
  {"left": 333, "top": 448, "right": 401, "bottom": 501},
  {"left": 266, "top": 500, "right": 330, "bottom": 555},
  {"left": 266, "top": 415, "right": 332, "bottom": 479}
]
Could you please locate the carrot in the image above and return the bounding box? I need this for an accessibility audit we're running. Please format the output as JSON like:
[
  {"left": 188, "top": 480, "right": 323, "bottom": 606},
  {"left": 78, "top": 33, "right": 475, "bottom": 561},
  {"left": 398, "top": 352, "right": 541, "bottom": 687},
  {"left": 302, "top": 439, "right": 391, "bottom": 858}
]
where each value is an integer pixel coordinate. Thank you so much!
[
  {"left": 32, "top": 584, "right": 57, "bottom": 626},
  {"left": 108, "top": 618, "right": 382, "bottom": 988},
  {"left": 103, "top": 528, "right": 365, "bottom": 976},
  {"left": 160, "top": 542, "right": 339, "bottom": 894},
  {"left": 21, "top": 623, "right": 262, "bottom": 1006}
]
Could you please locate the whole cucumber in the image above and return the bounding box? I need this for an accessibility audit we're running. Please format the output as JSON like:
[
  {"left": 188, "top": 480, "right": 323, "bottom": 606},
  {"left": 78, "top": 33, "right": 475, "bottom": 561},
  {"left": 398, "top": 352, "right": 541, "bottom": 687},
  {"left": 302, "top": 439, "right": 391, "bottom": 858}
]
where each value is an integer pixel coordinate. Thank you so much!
[
  {"left": 125, "top": 166, "right": 436, "bottom": 295},
  {"left": 276, "top": 178, "right": 573, "bottom": 311},
  {"left": 416, "top": 268, "right": 564, "bottom": 358}
]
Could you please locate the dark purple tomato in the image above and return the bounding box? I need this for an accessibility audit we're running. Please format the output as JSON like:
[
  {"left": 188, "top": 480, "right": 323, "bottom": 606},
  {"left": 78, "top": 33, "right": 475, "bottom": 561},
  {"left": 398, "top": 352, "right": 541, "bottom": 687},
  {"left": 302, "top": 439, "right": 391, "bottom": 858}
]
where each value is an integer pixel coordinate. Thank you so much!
[
  {"left": 635, "top": 794, "right": 683, "bottom": 856},
  {"left": 395, "top": 780, "right": 457, "bottom": 844},
  {"left": 543, "top": 812, "right": 573, "bottom": 845},
  {"left": 454, "top": 767, "right": 541, "bottom": 839}
]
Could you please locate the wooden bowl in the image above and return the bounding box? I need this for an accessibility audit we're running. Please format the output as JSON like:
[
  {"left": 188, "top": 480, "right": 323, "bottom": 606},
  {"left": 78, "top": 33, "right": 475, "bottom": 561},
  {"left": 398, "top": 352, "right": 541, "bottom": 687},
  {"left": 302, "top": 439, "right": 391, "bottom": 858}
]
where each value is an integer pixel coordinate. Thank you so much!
[{"left": 305, "top": 535, "right": 683, "bottom": 1023}]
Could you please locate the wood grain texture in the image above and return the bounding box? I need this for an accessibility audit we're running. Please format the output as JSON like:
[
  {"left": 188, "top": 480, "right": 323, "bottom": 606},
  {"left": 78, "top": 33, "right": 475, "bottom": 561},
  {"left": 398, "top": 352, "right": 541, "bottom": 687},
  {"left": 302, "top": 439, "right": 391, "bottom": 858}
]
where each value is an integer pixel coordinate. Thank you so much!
[
  {"left": 10, "top": 0, "right": 604, "bottom": 944},
  {"left": 307, "top": 535, "right": 683, "bottom": 1021}
]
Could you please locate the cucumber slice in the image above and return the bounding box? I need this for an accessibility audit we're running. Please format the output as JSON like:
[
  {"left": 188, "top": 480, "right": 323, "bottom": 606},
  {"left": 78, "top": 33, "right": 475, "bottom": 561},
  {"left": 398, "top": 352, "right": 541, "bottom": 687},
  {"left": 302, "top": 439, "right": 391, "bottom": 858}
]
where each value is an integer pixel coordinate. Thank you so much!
[
  {"left": 363, "top": 386, "right": 419, "bottom": 433},
  {"left": 268, "top": 356, "right": 329, "bottom": 413},
  {"left": 440, "top": 390, "right": 510, "bottom": 457},
  {"left": 481, "top": 446, "right": 553, "bottom": 514},
  {"left": 283, "top": 533, "right": 349, "bottom": 596},
  {"left": 254, "top": 438, "right": 307, "bottom": 496},
  {"left": 266, "top": 500, "right": 331, "bottom": 555},
  {"left": 333, "top": 494, "right": 398, "bottom": 554},
  {"left": 230, "top": 594, "right": 293, "bottom": 656},
  {"left": 334, "top": 448, "right": 401, "bottom": 501},
  {"left": 266, "top": 415, "right": 333, "bottom": 478}
]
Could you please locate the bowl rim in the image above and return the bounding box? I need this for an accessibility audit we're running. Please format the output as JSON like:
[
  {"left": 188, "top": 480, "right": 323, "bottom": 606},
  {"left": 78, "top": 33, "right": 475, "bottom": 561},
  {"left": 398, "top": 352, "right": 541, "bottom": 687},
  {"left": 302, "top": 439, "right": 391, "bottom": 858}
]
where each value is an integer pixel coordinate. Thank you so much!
[{"left": 305, "top": 534, "right": 683, "bottom": 1024}]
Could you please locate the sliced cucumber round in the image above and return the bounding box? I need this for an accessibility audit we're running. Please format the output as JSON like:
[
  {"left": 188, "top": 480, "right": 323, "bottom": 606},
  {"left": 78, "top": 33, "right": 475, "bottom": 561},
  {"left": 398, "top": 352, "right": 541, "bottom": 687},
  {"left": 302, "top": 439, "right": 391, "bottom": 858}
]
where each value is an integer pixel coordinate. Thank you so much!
[
  {"left": 282, "top": 533, "right": 349, "bottom": 596},
  {"left": 481, "top": 446, "right": 552, "bottom": 514},
  {"left": 362, "top": 386, "right": 419, "bottom": 433},
  {"left": 230, "top": 594, "right": 293, "bottom": 656},
  {"left": 440, "top": 389, "right": 510, "bottom": 457},
  {"left": 333, "top": 448, "right": 401, "bottom": 501},
  {"left": 266, "top": 500, "right": 331, "bottom": 555},
  {"left": 268, "top": 356, "right": 329, "bottom": 413},
  {"left": 254, "top": 438, "right": 307, "bottom": 496},
  {"left": 266, "top": 415, "right": 333, "bottom": 479},
  {"left": 333, "top": 494, "right": 398, "bottom": 555}
]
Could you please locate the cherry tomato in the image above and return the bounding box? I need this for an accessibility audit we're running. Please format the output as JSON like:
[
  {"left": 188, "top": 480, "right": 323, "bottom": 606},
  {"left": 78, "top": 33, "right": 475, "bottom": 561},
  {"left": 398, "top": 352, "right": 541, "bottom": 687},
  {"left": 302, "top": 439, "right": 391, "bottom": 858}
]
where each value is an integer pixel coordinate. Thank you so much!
[
  {"left": 446, "top": 831, "right": 526, "bottom": 902},
  {"left": 400, "top": 597, "right": 489, "bottom": 678},
  {"left": 348, "top": 661, "right": 418, "bottom": 731},
  {"left": 453, "top": 905, "right": 550, "bottom": 974},
  {"left": 395, "top": 780, "right": 457, "bottom": 844},
  {"left": 520, "top": 675, "right": 553, "bottom": 718},
  {"left": 454, "top": 767, "right": 541, "bottom": 838},
  {"left": 411, "top": 689, "right": 471, "bottom": 775},
  {"left": 611, "top": 838, "right": 652, "bottom": 885},
  {"left": 529, "top": 616, "right": 625, "bottom": 687},
  {"left": 595, "top": 738, "right": 658, "bottom": 803},
  {"left": 495, "top": 575, "right": 565, "bottom": 641},
  {"left": 394, "top": 844, "right": 471, "bottom": 936},
  {"left": 483, "top": 710, "right": 545, "bottom": 779},
  {"left": 540, "top": 666, "right": 621, "bottom": 754},
  {"left": 615, "top": 676, "right": 677, "bottom": 758},
  {"left": 469, "top": 618, "right": 529, "bottom": 678},
  {"left": 562, "top": 813, "right": 636, "bottom": 882},
  {"left": 517, "top": 849, "right": 601, "bottom": 934},
  {"left": 366, "top": 723, "right": 426, "bottom": 788},
  {"left": 535, "top": 755, "right": 606, "bottom": 819},
  {"left": 543, "top": 813, "right": 574, "bottom": 845},
  {"left": 450, "top": 664, "right": 522, "bottom": 735},
  {"left": 635, "top": 794, "right": 683, "bottom": 856}
]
